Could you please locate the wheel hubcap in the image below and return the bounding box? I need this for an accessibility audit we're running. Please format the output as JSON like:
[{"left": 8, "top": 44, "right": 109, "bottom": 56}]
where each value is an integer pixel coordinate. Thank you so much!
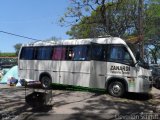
[
  {"left": 112, "top": 84, "right": 121, "bottom": 94},
  {"left": 44, "top": 81, "right": 49, "bottom": 87},
  {"left": 42, "top": 77, "right": 51, "bottom": 88}
]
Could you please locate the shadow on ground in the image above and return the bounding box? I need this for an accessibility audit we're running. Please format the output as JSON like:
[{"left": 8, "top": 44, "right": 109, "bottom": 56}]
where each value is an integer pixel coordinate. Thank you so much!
[
  {"left": 51, "top": 84, "right": 153, "bottom": 101},
  {"left": 26, "top": 91, "right": 155, "bottom": 120},
  {"left": 24, "top": 85, "right": 156, "bottom": 120},
  {"left": 0, "top": 85, "right": 158, "bottom": 120}
]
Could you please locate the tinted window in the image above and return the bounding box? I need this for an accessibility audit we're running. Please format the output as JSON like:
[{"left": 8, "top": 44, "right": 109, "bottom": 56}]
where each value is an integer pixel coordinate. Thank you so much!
[
  {"left": 37, "top": 47, "right": 52, "bottom": 60},
  {"left": 52, "top": 47, "right": 66, "bottom": 60},
  {"left": 20, "top": 47, "right": 34, "bottom": 60},
  {"left": 64, "top": 45, "right": 90, "bottom": 61},
  {"left": 109, "top": 45, "right": 133, "bottom": 64},
  {"left": 92, "top": 45, "right": 107, "bottom": 61},
  {"left": 73, "top": 46, "right": 89, "bottom": 61},
  {"left": 66, "top": 46, "right": 74, "bottom": 60}
]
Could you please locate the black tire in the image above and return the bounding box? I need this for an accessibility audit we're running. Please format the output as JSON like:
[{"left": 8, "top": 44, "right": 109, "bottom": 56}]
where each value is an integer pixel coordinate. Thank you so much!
[
  {"left": 40, "top": 76, "right": 51, "bottom": 89},
  {"left": 108, "top": 81, "right": 125, "bottom": 97},
  {"left": 155, "top": 78, "right": 160, "bottom": 89}
]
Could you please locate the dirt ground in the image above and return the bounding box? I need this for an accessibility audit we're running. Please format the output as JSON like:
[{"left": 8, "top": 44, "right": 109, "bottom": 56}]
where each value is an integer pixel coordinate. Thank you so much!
[{"left": 0, "top": 84, "right": 160, "bottom": 120}]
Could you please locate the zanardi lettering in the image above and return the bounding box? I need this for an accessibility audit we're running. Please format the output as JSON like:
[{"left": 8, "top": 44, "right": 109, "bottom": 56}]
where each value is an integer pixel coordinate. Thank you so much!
[
  {"left": 110, "top": 66, "right": 130, "bottom": 71},
  {"left": 110, "top": 66, "right": 130, "bottom": 74}
]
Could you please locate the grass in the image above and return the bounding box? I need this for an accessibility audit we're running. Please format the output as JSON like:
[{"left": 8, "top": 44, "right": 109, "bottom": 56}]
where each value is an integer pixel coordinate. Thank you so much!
[{"left": 50, "top": 83, "right": 106, "bottom": 94}]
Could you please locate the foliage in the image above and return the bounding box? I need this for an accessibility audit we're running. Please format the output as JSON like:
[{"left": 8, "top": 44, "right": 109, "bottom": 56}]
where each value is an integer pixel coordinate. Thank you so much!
[
  {"left": 62, "top": 0, "right": 160, "bottom": 63},
  {"left": 144, "top": 0, "right": 160, "bottom": 63},
  {"left": 66, "top": 17, "right": 100, "bottom": 38},
  {"left": 144, "top": 0, "right": 160, "bottom": 40},
  {"left": 14, "top": 43, "right": 22, "bottom": 56},
  {"left": 61, "top": 0, "right": 140, "bottom": 38}
]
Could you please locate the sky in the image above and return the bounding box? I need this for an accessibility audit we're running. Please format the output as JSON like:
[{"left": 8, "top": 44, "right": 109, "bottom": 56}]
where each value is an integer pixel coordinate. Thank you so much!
[{"left": 0, "top": 0, "right": 70, "bottom": 52}]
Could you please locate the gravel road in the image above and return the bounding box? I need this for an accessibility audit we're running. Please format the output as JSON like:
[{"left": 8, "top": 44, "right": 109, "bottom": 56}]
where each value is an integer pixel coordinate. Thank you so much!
[{"left": 0, "top": 84, "right": 160, "bottom": 120}]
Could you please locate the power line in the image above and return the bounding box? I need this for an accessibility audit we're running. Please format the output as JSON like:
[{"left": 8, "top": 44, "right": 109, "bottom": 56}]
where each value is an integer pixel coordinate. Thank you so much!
[{"left": 0, "top": 31, "right": 42, "bottom": 41}]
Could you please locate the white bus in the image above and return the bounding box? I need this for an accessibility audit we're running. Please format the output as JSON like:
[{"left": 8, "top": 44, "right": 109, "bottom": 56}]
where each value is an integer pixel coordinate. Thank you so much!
[{"left": 18, "top": 37, "right": 152, "bottom": 97}]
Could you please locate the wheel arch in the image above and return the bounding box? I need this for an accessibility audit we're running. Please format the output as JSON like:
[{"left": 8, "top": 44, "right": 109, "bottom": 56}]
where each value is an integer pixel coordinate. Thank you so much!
[
  {"left": 105, "top": 77, "right": 128, "bottom": 92},
  {"left": 39, "top": 72, "right": 52, "bottom": 82}
]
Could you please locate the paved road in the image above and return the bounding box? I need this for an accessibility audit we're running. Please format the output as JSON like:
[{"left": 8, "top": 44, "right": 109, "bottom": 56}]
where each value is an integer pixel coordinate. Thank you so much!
[{"left": 0, "top": 84, "right": 160, "bottom": 120}]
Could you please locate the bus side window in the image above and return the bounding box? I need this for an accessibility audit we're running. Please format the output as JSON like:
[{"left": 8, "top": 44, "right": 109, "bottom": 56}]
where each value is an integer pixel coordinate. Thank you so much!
[
  {"left": 73, "top": 46, "right": 89, "bottom": 61},
  {"left": 20, "top": 47, "right": 34, "bottom": 60},
  {"left": 65, "top": 45, "right": 90, "bottom": 61},
  {"left": 52, "top": 47, "right": 66, "bottom": 60},
  {"left": 91, "top": 45, "right": 106, "bottom": 61},
  {"left": 66, "top": 46, "right": 74, "bottom": 60},
  {"left": 37, "top": 47, "right": 52, "bottom": 60}
]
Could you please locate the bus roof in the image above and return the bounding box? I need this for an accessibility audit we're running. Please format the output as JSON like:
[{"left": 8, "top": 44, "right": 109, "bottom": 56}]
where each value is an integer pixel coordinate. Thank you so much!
[{"left": 23, "top": 37, "right": 127, "bottom": 47}]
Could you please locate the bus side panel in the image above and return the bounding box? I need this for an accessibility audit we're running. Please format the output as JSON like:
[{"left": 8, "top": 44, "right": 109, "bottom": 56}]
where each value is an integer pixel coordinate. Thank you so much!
[
  {"left": 59, "top": 72, "right": 74, "bottom": 85},
  {"left": 35, "top": 60, "right": 52, "bottom": 81},
  {"left": 74, "top": 73, "right": 90, "bottom": 87},
  {"left": 59, "top": 61, "right": 74, "bottom": 85},
  {"left": 90, "top": 61, "right": 107, "bottom": 89},
  {"left": 135, "top": 67, "right": 152, "bottom": 93},
  {"left": 73, "top": 61, "right": 90, "bottom": 87},
  {"left": 106, "top": 62, "right": 137, "bottom": 92},
  {"left": 60, "top": 61, "right": 91, "bottom": 87},
  {"left": 19, "top": 60, "right": 35, "bottom": 80},
  {"left": 51, "top": 61, "right": 63, "bottom": 84}
]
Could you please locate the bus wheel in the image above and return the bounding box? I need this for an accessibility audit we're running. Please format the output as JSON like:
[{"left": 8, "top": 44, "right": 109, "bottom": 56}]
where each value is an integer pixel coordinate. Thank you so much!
[
  {"left": 40, "top": 76, "right": 51, "bottom": 89},
  {"left": 155, "top": 79, "right": 160, "bottom": 89},
  {"left": 108, "top": 81, "right": 125, "bottom": 97}
]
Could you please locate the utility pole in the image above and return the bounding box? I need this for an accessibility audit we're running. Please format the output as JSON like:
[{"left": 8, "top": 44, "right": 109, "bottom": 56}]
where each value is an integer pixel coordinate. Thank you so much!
[{"left": 138, "top": 0, "right": 144, "bottom": 58}]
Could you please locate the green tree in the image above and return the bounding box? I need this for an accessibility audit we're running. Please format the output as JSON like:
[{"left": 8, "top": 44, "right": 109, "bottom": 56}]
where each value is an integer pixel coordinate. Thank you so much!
[
  {"left": 64, "top": 0, "right": 140, "bottom": 38},
  {"left": 144, "top": 0, "right": 160, "bottom": 63},
  {"left": 14, "top": 43, "right": 22, "bottom": 56},
  {"left": 66, "top": 17, "right": 101, "bottom": 38},
  {"left": 144, "top": 0, "right": 160, "bottom": 40},
  {"left": 62, "top": 0, "right": 160, "bottom": 63}
]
